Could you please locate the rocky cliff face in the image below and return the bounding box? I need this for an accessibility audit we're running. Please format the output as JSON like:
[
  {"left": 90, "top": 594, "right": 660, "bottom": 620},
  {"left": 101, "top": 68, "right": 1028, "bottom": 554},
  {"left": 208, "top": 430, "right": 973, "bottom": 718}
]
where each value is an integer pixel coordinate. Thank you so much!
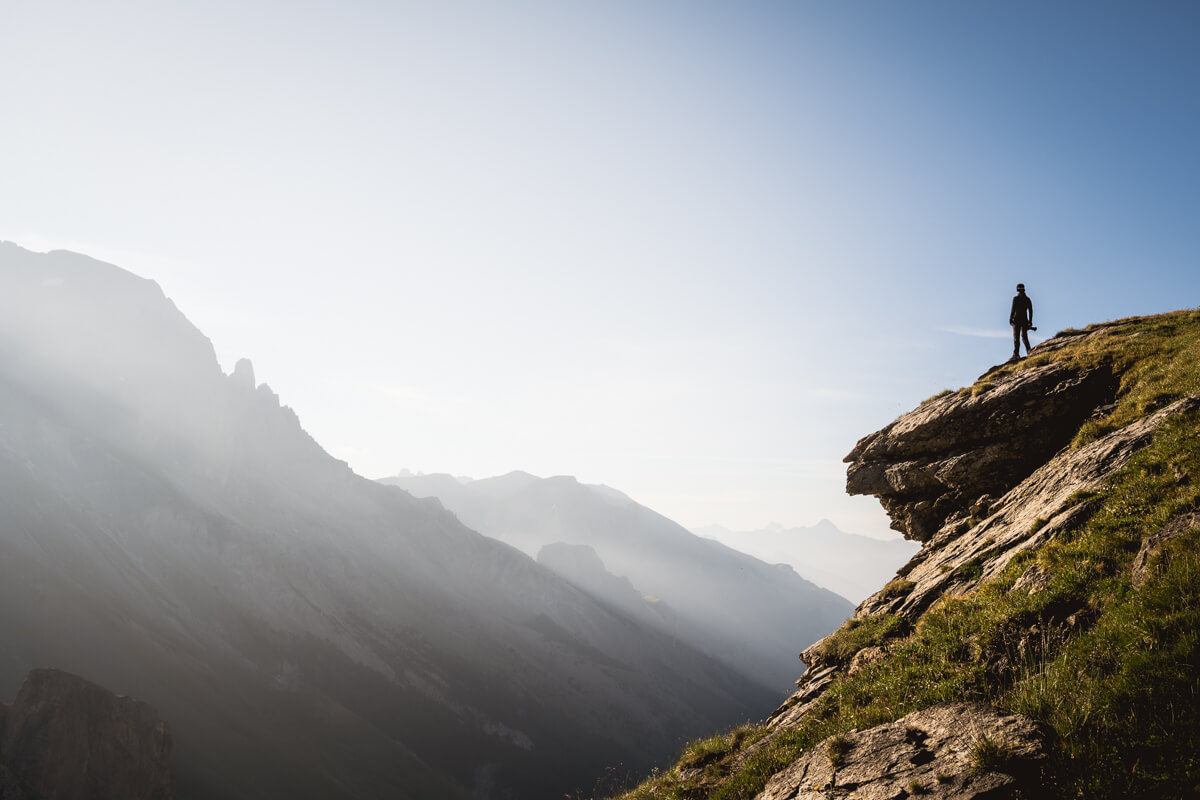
[
  {"left": 844, "top": 353, "right": 1120, "bottom": 543},
  {"left": 0, "top": 670, "right": 173, "bottom": 800},
  {"left": 758, "top": 317, "right": 1200, "bottom": 798},
  {"left": 617, "top": 311, "right": 1200, "bottom": 800},
  {"left": 771, "top": 322, "right": 1200, "bottom": 734}
]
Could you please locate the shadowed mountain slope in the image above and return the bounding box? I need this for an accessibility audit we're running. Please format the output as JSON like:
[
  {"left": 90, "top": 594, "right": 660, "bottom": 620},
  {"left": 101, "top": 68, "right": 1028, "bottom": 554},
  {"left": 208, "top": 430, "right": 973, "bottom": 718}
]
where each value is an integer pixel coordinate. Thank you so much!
[{"left": 0, "top": 242, "right": 776, "bottom": 800}]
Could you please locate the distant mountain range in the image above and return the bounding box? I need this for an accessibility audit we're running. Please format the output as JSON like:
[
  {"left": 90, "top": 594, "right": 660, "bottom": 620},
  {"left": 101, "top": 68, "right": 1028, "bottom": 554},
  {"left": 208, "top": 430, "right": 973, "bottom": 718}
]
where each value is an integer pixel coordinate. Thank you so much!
[
  {"left": 379, "top": 471, "right": 853, "bottom": 693},
  {"left": 0, "top": 242, "right": 818, "bottom": 799},
  {"left": 692, "top": 520, "right": 919, "bottom": 603}
]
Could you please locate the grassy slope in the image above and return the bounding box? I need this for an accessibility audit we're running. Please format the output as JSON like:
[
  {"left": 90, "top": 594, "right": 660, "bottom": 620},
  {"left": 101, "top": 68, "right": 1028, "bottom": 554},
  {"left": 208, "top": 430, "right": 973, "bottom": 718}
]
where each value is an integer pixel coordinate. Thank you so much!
[{"left": 601, "top": 310, "right": 1200, "bottom": 800}]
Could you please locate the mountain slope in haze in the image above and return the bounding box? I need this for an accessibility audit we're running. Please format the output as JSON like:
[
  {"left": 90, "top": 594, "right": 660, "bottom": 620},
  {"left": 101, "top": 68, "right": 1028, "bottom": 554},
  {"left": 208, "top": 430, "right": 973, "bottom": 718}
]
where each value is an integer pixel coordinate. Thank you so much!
[
  {"left": 536, "top": 542, "right": 679, "bottom": 634},
  {"left": 610, "top": 310, "right": 1200, "bottom": 800},
  {"left": 692, "top": 520, "right": 919, "bottom": 603},
  {"left": 379, "top": 471, "right": 854, "bottom": 693},
  {"left": 0, "top": 242, "right": 778, "bottom": 800}
]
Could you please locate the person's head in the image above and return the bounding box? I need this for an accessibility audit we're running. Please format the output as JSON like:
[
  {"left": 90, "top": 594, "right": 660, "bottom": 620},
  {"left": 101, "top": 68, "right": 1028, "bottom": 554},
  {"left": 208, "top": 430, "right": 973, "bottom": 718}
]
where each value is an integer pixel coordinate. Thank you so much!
[{"left": 1016, "top": 283, "right": 1026, "bottom": 293}]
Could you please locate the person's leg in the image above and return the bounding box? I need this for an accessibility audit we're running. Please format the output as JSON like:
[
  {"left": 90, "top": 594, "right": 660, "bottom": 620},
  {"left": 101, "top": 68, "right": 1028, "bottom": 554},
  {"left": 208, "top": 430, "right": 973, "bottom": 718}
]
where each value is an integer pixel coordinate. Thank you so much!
[
  {"left": 1022, "top": 326, "right": 1032, "bottom": 355},
  {"left": 1012, "top": 325, "right": 1021, "bottom": 357}
]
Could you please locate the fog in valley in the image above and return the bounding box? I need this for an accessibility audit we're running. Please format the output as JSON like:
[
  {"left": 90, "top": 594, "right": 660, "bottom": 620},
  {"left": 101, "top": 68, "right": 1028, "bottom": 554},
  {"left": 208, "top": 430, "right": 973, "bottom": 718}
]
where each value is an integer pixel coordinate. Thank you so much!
[{"left": 381, "top": 470, "right": 853, "bottom": 693}]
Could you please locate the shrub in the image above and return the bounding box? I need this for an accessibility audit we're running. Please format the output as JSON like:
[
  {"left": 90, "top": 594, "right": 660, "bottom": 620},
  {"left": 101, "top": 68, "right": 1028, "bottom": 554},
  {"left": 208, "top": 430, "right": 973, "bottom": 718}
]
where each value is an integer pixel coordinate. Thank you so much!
[{"left": 970, "top": 734, "right": 1012, "bottom": 773}]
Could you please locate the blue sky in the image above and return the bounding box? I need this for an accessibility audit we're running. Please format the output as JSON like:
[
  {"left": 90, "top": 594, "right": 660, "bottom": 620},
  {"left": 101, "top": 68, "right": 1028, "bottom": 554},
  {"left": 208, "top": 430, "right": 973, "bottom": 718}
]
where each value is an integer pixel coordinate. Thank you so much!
[{"left": 3, "top": 1, "right": 1197, "bottom": 537}]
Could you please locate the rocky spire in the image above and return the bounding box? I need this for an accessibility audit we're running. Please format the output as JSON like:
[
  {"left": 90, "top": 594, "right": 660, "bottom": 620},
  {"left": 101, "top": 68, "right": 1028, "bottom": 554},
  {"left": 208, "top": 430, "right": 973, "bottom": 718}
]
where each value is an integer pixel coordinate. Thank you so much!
[{"left": 230, "top": 357, "right": 256, "bottom": 391}]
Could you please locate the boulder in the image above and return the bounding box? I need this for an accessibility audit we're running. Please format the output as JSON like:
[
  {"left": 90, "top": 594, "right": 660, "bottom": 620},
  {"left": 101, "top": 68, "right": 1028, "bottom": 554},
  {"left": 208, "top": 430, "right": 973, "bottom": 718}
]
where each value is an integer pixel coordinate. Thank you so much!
[{"left": 756, "top": 704, "right": 1049, "bottom": 800}]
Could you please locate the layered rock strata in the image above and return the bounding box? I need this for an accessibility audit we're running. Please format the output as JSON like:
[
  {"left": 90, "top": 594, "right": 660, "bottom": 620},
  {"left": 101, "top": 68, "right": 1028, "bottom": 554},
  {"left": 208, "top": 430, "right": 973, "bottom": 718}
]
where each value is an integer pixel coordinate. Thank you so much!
[
  {"left": 0, "top": 669, "right": 173, "bottom": 800},
  {"left": 845, "top": 359, "right": 1118, "bottom": 542}
]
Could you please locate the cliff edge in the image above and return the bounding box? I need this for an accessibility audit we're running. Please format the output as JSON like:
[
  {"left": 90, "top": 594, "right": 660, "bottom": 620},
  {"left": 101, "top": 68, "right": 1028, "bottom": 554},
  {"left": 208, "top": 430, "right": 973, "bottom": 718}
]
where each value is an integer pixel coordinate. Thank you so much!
[{"left": 609, "top": 310, "right": 1200, "bottom": 800}]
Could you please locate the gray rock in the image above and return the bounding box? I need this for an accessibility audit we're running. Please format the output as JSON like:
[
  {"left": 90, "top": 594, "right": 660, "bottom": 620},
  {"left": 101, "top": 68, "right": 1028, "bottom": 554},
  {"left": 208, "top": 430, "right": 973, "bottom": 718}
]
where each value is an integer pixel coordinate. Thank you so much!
[
  {"left": 1010, "top": 563, "right": 1051, "bottom": 595},
  {"left": 756, "top": 704, "right": 1049, "bottom": 800},
  {"left": 870, "top": 395, "right": 1200, "bottom": 622},
  {"left": 1131, "top": 512, "right": 1200, "bottom": 589},
  {"left": 846, "top": 645, "right": 888, "bottom": 677},
  {"left": 845, "top": 360, "right": 1119, "bottom": 542},
  {"left": 766, "top": 665, "right": 839, "bottom": 728}
]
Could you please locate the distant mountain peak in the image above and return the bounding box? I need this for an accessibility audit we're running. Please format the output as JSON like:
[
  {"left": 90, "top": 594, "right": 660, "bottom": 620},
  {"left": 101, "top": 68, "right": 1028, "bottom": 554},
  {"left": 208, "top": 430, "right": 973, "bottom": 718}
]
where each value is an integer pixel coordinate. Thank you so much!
[{"left": 231, "top": 358, "right": 256, "bottom": 390}]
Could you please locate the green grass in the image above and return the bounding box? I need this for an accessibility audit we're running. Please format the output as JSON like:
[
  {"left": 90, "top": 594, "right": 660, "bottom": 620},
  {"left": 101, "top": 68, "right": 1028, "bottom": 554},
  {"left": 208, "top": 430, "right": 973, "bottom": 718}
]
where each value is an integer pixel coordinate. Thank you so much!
[
  {"left": 969, "top": 734, "right": 1013, "bottom": 773},
  {"left": 961, "top": 311, "right": 1200, "bottom": 442},
  {"left": 826, "top": 734, "right": 851, "bottom": 768},
  {"left": 953, "top": 556, "right": 986, "bottom": 581},
  {"left": 811, "top": 614, "right": 910, "bottom": 664},
  {"left": 922, "top": 389, "right": 954, "bottom": 405},
  {"left": 970, "top": 380, "right": 997, "bottom": 397},
  {"left": 878, "top": 578, "right": 916, "bottom": 601},
  {"left": 604, "top": 311, "right": 1200, "bottom": 800}
]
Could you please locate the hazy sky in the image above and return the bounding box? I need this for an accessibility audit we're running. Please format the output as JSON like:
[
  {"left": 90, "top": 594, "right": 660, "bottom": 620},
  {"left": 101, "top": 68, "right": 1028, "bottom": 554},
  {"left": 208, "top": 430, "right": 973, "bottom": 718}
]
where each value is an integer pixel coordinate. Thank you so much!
[{"left": 3, "top": 2, "right": 1198, "bottom": 538}]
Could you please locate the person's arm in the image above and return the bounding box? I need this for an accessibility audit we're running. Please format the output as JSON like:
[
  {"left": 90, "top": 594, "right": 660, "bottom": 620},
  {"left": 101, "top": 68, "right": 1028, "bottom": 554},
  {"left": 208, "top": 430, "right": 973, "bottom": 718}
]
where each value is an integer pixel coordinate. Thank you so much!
[
  {"left": 1010, "top": 297, "right": 1018, "bottom": 325},
  {"left": 1028, "top": 298, "right": 1033, "bottom": 326}
]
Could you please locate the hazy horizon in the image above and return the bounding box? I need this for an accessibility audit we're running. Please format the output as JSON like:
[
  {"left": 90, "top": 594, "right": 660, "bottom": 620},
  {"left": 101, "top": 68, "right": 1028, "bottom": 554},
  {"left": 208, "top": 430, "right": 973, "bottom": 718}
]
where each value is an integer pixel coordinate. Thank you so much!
[{"left": 4, "top": 2, "right": 1198, "bottom": 537}]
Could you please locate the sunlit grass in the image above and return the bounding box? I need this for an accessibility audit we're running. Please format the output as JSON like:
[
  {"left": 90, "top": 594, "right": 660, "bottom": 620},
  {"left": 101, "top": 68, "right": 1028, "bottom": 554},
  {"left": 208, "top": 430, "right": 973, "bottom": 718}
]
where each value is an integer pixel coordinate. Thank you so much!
[{"left": 811, "top": 614, "right": 909, "bottom": 664}]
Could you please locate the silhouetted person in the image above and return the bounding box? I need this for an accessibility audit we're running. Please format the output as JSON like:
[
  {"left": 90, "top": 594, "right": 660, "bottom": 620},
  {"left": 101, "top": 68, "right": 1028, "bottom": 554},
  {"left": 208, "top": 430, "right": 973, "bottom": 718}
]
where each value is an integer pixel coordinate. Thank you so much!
[{"left": 1010, "top": 283, "right": 1033, "bottom": 359}]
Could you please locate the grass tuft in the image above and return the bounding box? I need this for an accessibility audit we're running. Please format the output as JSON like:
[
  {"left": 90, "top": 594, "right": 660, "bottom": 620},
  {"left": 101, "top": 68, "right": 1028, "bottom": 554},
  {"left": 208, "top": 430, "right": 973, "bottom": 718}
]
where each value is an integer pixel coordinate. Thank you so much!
[
  {"left": 826, "top": 734, "right": 851, "bottom": 768},
  {"left": 970, "top": 734, "right": 1013, "bottom": 774},
  {"left": 813, "top": 615, "right": 910, "bottom": 664},
  {"left": 878, "top": 578, "right": 916, "bottom": 601}
]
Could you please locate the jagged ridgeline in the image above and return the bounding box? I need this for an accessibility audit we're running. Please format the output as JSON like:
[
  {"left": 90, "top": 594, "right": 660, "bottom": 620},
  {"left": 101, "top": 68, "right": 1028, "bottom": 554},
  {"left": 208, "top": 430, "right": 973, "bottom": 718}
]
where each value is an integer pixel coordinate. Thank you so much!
[
  {"left": 608, "top": 310, "right": 1200, "bottom": 800},
  {"left": 0, "top": 243, "right": 818, "bottom": 800}
]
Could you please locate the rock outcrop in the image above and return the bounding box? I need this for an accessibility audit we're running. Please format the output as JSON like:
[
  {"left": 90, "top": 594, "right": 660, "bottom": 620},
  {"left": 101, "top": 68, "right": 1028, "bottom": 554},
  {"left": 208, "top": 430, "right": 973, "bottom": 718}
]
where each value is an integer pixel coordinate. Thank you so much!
[
  {"left": 610, "top": 313, "right": 1200, "bottom": 800},
  {"left": 771, "top": 340, "right": 1200, "bottom": 731},
  {"left": 755, "top": 317, "right": 1200, "bottom": 798},
  {"left": 845, "top": 358, "right": 1119, "bottom": 542},
  {"left": 854, "top": 393, "right": 1200, "bottom": 623},
  {"left": 757, "top": 704, "right": 1049, "bottom": 800},
  {"left": 0, "top": 669, "right": 173, "bottom": 800}
]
